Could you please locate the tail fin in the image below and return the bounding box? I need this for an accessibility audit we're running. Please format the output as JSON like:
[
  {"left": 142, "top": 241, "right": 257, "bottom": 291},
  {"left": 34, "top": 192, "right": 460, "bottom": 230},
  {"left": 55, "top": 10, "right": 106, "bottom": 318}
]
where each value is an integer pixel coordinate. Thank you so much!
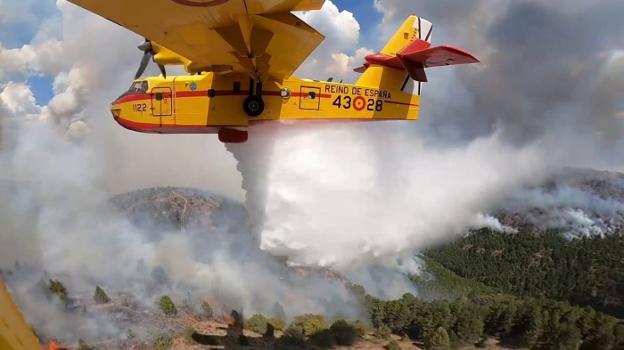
[
  {"left": 355, "top": 15, "right": 477, "bottom": 95},
  {"left": 380, "top": 15, "right": 432, "bottom": 57}
]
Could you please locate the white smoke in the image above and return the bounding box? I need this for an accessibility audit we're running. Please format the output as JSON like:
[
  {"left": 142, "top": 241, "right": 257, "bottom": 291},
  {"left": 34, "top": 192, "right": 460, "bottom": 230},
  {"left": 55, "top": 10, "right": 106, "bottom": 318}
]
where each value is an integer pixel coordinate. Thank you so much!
[
  {"left": 498, "top": 169, "right": 624, "bottom": 237},
  {"left": 0, "top": 121, "right": 366, "bottom": 343}
]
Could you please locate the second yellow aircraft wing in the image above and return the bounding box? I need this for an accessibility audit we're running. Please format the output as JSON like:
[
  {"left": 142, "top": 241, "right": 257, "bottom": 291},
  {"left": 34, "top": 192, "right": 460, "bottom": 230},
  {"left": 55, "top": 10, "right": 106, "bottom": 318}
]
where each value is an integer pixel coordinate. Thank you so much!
[{"left": 67, "top": 0, "right": 325, "bottom": 82}]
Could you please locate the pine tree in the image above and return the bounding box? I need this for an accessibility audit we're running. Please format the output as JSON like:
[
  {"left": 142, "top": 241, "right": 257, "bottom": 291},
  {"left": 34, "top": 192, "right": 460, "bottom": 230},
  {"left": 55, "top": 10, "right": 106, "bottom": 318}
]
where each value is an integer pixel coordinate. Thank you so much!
[
  {"left": 158, "top": 296, "right": 177, "bottom": 317},
  {"left": 201, "top": 302, "right": 213, "bottom": 319},
  {"left": 425, "top": 327, "right": 450, "bottom": 350},
  {"left": 273, "top": 301, "right": 286, "bottom": 320},
  {"left": 93, "top": 286, "right": 111, "bottom": 304},
  {"left": 48, "top": 279, "right": 68, "bottom": 303}
]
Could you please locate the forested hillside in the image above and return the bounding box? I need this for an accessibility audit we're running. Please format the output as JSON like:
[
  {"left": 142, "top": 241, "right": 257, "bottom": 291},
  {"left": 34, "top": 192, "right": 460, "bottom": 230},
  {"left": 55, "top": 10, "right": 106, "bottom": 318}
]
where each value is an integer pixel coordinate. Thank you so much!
[
  {"left": 367, "top": 293, "right": 624, "bottom": 350},
  {"left": 425, "top": 229, "right": 624, "bottom": 318}
]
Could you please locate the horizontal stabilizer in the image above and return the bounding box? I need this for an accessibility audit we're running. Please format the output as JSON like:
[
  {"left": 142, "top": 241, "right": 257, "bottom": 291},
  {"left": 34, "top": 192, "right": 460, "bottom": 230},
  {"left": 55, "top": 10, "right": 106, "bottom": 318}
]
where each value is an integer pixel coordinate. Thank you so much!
[
  {"left": 355, "top": 38, "right": 479, "bottom": 83},
  {"left": 399, "top": 43, "right": 480, "bottom": 68}
]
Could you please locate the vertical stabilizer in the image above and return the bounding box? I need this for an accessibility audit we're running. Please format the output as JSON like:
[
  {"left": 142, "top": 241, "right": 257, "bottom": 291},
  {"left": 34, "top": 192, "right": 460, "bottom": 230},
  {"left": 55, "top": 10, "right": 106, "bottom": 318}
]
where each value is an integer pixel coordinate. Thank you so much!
[
  {"left": 355, "top": 15, "right": 477, "bottom": 96},
  {"left": 357, "top": 15, "right": 433, "bottom": 94},
  {"left": 380, "top": 15, "right": 432, "bottom": 57}
]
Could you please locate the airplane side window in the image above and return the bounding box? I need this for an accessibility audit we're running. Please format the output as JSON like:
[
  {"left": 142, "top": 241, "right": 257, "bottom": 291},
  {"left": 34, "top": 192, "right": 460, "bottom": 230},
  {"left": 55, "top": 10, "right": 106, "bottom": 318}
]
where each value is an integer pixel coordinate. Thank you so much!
[
  {"left": 233, "top": 82, "right": 241, "bottom": 92},
  {"left": 155, "top": 93, "right": 163, "bottom": 101},
  {"left": 308, "top": 92, "right": 316, "bottom": 99}
]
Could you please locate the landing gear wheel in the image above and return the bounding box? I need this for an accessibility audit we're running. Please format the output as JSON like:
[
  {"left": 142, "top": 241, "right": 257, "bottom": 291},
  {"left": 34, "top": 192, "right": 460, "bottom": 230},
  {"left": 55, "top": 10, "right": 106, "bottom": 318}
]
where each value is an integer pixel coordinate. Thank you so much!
[{"left": 244, "top": 95, "right": 265, "bottom": 117}]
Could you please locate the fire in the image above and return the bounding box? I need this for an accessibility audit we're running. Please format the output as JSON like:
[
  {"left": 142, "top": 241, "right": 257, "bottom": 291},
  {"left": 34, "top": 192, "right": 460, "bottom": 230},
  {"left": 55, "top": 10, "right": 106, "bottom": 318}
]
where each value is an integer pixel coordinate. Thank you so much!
[{"left": 47, "top": 340, "right": 62, "bottom": 350}]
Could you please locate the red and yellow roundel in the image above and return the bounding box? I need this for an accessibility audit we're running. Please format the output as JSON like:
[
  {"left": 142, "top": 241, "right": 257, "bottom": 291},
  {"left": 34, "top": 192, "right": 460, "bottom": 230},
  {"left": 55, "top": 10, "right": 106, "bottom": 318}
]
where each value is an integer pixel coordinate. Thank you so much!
[
  {"left": 353, "top": 96, "right": 366, "bottom": 111},
  {"left": 171, "top": 0, "right": 228, "bottom": 7}
]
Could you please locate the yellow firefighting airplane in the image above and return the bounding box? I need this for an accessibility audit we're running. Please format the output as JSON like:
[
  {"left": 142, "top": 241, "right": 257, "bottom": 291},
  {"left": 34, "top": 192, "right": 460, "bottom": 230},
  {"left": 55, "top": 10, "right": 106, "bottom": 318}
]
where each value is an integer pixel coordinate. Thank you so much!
[{"left": 68, "top": 0, "right": 478, "bottom": 143}]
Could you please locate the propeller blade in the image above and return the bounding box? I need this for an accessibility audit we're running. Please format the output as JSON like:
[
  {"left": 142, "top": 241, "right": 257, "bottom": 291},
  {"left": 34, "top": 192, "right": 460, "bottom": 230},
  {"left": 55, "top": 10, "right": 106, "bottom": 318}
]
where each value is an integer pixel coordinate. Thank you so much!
[
  {"left": 138, "top": 41, "right": 152, "bottom": 52},
  {"left": 158, "top": 63, "right": 167, "bottom": 79},
  {"left": 135, "top": 51, "right": 151, "bottom": 80}
]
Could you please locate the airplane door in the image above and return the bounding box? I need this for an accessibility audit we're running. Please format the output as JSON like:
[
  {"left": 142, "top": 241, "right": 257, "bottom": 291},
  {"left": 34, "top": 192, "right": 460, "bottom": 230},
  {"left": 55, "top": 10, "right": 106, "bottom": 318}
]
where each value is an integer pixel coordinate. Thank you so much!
[
  {"left": 151, "top": 87, "right": 172, "bottom": 125},
  {"left": 299, "top": 86, "right": 321, "bottom": 111}
]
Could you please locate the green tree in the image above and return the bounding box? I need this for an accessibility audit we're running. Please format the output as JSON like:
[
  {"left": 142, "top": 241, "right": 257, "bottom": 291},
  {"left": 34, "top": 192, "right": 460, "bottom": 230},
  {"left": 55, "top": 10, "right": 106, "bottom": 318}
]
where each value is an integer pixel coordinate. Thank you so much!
[
  {"left": 353, "top": 320, "right": 369, "bottom": 337},
  {"left": 77, "top": 339, "right": 92, "bottom": 350},
  {"left": 269, "top": 317, "right": 286, "bottom": 331},
  {"left": 485, "top": 302, "right": 517, "bottom": 336},
  {"left": 201, "top": 301, "right": 213, "bottom": 319},
  {"left": 310, "top": 329, "right": 335, "bottom": 347},
  {"left": 613, "top": 323, "right": 624, "bottom": 349},
  {"left": 238, "top": 334, "right": 250, "bottom": 346},
  {"left": 153, "top": 334, "right": 173, "bottom": 350},
  {"left": 158, "top": 295, "right": 177, "bottom": 317},
  {"left": 424, "top": 327, "right": 450, "bottom": 350},
  {"left": 517, "top": 303, "right": 544, "bottom": 348},
  {"left": 273, "top": 302, "right": 286, "bottom": 320},
  {"left": 246, "top": 314, "right": 269, "bottom": 334},
  {"left": 48, "top": 280, "right": 68, "bottom": 303},
  {"left": 385, "top": 340, "right": 401, "bottom": 350},
  {"left": 330, "top": 320, "right": 358, "bottom": 346},
  {"left": 93, "top": 286, "right": 111, "bottom": 304},
  {"left": 579, "top": 312, "right": 616, "bottom": 350},
  {"left": 293, "top": 314, "right": 328, "bottom": 336},
  {"left": 449, "top": 303, "right": 484, "bottom": 345},
  {"left": 281, "top": 325, "right": 306, "bottom": 347},
  {"left": 368, "top": 295, "right": 417, "bottom": 333},
  {"left": 375, "top": 325, "right": 392, "bottom": 339}
]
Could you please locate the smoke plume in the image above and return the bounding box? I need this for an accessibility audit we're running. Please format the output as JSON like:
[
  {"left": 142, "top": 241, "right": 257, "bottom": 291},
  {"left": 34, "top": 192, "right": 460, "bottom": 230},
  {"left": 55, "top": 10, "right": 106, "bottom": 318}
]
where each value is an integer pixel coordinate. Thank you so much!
[{"left": 227, "top": 123, "right": 547, "bottom": 269}]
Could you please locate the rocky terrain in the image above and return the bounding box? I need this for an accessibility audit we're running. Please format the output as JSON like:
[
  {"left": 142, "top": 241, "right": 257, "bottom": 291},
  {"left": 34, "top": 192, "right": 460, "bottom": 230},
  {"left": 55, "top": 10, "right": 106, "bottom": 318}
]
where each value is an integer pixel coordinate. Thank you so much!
[{"left": 111, "top": 187, "right": 248, "bottom": 236}]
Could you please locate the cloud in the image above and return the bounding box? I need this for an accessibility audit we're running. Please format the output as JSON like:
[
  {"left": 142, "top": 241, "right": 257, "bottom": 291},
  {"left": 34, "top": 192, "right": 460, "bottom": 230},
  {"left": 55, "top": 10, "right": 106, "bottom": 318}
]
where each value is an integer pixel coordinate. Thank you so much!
[
  {"left": 0, "top": 82, "right": 41, "bottom": 119},
  {"left": 299, "top": 1, "right": 360, "bottom": 49},
  {"left": 295, "top": 1, "right": 367, "bottom": 82},
  {"left": 373, "top": 1, "right": 624, "bottom": 169},
  {"left": 0, "top": 40, "right": 66, "bottom": 79},
  {"left": 325, "top": 48, "right": 375, "bottom": 82}
]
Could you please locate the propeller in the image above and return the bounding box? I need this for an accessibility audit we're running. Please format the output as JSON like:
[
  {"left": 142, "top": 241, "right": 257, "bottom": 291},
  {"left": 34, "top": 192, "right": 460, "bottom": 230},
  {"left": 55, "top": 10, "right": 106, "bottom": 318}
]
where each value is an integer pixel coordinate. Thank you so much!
[{"left": 135, "top": 39, "right": 167, "bottom": 80}]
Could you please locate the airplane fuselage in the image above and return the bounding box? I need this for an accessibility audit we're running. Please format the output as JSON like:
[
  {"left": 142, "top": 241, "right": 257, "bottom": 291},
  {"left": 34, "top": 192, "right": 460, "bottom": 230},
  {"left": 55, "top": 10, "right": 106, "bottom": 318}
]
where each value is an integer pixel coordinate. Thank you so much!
[{"left": 111, "top": 70, "right": 420, "bottom": 142}]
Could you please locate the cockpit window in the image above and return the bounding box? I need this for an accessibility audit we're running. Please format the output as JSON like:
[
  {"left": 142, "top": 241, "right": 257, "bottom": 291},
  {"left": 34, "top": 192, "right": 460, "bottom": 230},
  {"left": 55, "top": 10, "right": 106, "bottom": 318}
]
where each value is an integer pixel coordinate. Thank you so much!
[
  {"left": 127, "top": 81, "right": 148, "bottom": 94},
  {"left": 117, "top": 81, "right": 148, "bottom": 100}
]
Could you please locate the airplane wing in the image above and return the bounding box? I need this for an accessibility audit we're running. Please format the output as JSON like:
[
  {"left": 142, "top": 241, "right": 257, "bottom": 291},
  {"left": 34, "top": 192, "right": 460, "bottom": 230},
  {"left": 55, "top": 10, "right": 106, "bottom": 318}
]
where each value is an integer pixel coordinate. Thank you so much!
[{"left": 67, "top": 0, "right": 326, "bottom": 82}]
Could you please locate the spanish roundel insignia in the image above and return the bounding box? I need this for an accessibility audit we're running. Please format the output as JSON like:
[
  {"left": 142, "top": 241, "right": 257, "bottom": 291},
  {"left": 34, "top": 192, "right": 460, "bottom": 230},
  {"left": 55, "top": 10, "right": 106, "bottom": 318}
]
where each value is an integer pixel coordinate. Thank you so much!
[
  {"left": 353, "top": 96, "right": 366, "bottom": 111},
  {"left": 171, "top": 0, "right": 229, "bottom": 7}
]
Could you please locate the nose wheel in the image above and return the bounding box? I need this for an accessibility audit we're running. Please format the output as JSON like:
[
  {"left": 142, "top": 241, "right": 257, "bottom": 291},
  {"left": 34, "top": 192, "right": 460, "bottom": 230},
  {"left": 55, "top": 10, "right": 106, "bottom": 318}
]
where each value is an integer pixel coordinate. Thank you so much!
[{"left": 244, "top": 79, "right": 265, "bottom": 117}]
